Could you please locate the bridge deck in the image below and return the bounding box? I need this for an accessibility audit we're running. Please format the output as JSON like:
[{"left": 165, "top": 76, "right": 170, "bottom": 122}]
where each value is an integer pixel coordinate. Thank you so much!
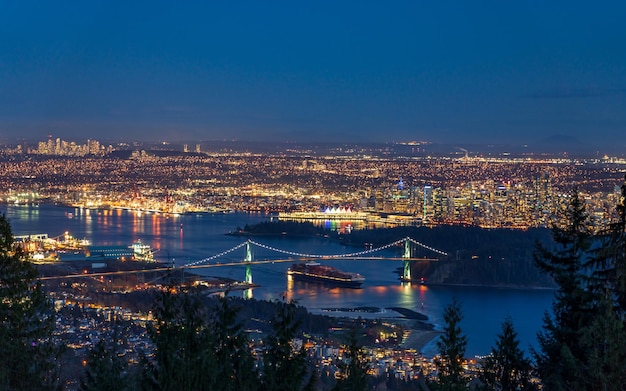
[
  {"left": 38, "top": 257, "right": 438, "bottom": 280},
  {"left": 38, "top": 237, "right": 445, "bottom": 281}
]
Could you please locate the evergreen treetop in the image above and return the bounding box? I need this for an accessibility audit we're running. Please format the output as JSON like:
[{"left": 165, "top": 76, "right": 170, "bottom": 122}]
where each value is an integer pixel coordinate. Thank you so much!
[{"left": 0, "top": 213, "right": 60, "bottom": 390}]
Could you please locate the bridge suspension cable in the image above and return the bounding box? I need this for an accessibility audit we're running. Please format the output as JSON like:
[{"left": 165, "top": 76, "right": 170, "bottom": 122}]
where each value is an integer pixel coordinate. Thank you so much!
[
  {"left": 183, "top": 241, "right": 248, "bottom": 267},
  {"left": 247, "top": 238, "right": 407, "bottom": 259},
  {"left": 182, "top": 236, "right": 447, "bottom": 268},
  {"left": 405, "top": 237, "right": 448, "bottom": 256},
  {"left": 38, "top": 237, "right": 447, "bottom": 281}
]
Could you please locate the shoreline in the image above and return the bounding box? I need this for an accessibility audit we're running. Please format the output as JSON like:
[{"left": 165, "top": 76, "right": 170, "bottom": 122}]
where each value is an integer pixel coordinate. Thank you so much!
[
  {"left": 423, "top": 282, "right": 556, "bottom": 291},
  {"left": 316, "top": 305, "right": 442, "bottom": 354},
  {"left": 401, "top": 329, "right": 442, "bottom": 354}
]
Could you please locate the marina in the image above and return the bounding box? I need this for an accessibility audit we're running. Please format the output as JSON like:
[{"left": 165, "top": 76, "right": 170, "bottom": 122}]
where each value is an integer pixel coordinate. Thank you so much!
[{"left": 13, "top": 231, "right": 156, "bottom": 263}]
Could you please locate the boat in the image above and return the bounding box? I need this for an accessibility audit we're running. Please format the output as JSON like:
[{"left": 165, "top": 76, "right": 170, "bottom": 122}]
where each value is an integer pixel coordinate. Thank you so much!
[
  {"left": 287, "top": 261, "right": 365, "bottom": 288},
  {"left": 130, "top": 240, "right": 156, "bottom": 262}
]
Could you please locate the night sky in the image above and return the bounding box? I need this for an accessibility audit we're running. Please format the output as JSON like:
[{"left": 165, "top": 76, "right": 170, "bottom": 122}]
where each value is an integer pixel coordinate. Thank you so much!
[{"left": 1, "top": 1, "right": 625, "bottom": 148}]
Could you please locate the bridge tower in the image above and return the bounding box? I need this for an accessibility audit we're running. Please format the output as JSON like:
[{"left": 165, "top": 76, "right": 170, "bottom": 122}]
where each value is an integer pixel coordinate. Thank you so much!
[
  {"left": 244, "top": 240, "right": 253, "bottom": 285},
  {"left": 402, "top": 237, "right": 412, "bottom": 281}
]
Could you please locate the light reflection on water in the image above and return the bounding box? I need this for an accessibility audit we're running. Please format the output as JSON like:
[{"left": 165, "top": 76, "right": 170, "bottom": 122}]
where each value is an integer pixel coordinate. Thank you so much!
[{"left": 2, "top": 203, "right": 554, "bottom": 357}]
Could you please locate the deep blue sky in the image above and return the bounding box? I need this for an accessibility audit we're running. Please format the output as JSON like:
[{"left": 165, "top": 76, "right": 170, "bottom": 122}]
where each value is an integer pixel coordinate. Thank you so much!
[{"left": 1, "top": 1, "right": 625, "bottom": 147}]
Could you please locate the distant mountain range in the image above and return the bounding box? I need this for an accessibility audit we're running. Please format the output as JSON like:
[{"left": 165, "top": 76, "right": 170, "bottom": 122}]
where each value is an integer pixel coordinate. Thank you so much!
[{"left": 2, "top": 136, "right": 624, "bottom": 158}]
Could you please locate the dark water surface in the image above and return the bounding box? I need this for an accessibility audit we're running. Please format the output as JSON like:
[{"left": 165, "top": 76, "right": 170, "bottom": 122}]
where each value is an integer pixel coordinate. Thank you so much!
[{"left": 3, "top": 203, "right": 553, "bottom": 357}]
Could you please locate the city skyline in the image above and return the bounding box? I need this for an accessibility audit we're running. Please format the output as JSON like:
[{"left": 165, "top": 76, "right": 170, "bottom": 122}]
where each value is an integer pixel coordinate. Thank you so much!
[{"left": 1, "top": 2, "right": 625, "bottom": 149}]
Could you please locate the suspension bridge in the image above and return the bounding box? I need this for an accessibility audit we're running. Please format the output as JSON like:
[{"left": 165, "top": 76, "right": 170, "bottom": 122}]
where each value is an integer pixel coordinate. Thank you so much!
[{"left": 39, "top": 237, "right": 448, "bottom": 285}]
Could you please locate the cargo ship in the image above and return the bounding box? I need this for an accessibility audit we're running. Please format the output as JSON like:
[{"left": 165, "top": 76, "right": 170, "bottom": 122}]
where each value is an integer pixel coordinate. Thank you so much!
[{"left": 287, "top": 262, "right": 365, "bottom": 288}]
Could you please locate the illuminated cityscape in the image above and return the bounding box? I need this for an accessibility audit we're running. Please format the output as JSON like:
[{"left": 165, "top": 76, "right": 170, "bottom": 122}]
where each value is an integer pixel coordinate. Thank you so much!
[
  {"left": 2, "top": 137, "right": 625, "bottom": 231},
  {"left": 1, "top": 0, "right": 625, "bottom": 387},
  {"left": 2, "top": 137, "right": 625, "bottom": 388}
]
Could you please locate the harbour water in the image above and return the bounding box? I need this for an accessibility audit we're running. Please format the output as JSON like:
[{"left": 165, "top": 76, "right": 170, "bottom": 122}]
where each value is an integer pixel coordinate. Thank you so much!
[{"left": 3, "top": 203, "right": 554, "bottom": 357}]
